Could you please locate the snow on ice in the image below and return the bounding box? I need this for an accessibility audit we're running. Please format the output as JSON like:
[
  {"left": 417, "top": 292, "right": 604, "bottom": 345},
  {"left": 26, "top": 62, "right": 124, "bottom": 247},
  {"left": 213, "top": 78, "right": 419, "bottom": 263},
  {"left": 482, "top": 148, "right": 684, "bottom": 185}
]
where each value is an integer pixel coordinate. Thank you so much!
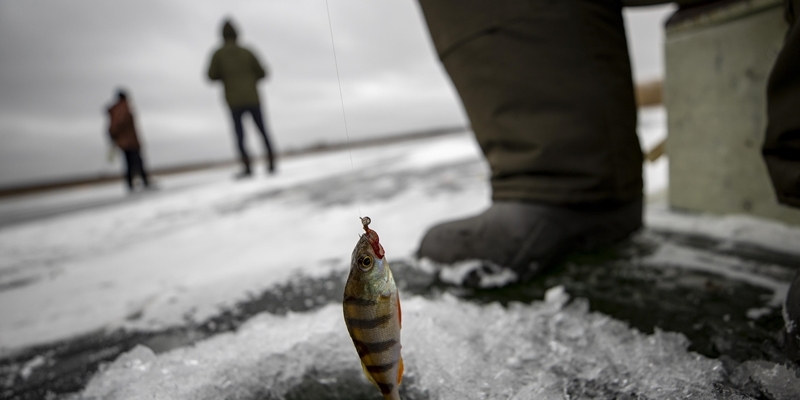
[{"left": 0, "top": 130, "right": 489, "bottom": 351}]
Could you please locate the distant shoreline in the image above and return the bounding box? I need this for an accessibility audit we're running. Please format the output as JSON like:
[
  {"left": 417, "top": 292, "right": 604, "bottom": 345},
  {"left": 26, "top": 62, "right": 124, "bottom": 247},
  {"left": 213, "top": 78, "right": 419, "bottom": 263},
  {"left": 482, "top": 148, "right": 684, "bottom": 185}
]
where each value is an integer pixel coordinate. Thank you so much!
[{"left": 0, "top": 126, "right": 469, "bottom": 198}]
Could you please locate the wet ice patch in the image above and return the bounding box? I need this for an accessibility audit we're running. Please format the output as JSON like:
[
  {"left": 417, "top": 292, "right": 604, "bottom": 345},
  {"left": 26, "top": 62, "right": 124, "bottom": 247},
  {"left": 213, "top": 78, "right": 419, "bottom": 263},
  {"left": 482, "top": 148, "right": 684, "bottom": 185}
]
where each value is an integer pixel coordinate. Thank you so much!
[
  {"left": 80, "top": 291, "right": 798, "bottom": 400},
  {"left": 646, "top": 202, "right": 800, "bottom": 258},
  {"left": 640, "top": 240, "right": 790, "bottom": 307}
]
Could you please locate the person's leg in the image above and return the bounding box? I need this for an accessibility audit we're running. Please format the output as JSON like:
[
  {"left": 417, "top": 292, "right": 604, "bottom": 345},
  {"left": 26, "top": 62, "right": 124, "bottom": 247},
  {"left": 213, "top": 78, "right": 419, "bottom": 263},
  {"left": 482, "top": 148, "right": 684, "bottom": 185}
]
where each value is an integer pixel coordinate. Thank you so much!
[
  {"left": 230, "top": 107, "right": 252, "bottom": 176},
  {"left": 420, "top": 0, "right": 641, "bottom": 203},
  {"left": 133, "top": 150, "right": 150, "bottom": 187},
  {"left": 248, "top": 105, "right": 276, "bottom": 173},
  {"left": 763, "top": 0, "right": 800, "bottom": 207},
  {"left": 123, "top": 150, "right": 135, "bottom": 191},
  {"left": 416, "top": 0, "right": 642, "bottom": 282}
]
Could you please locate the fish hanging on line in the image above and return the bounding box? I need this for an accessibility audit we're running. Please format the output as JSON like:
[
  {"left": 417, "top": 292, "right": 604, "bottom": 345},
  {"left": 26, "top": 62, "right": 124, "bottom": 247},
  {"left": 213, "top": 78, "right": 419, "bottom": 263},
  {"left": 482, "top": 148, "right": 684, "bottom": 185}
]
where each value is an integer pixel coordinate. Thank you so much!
[{"left": 343, "top": 216, "right": 404, "bottom": 400}]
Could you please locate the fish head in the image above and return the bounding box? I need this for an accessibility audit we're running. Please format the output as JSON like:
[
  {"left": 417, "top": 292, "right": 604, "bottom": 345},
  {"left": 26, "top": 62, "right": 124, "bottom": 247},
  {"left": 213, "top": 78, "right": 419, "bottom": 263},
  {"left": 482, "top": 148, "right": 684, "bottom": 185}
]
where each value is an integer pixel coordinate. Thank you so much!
[{"left": 349, "top": 230, "right": 387, "bottom": 283}]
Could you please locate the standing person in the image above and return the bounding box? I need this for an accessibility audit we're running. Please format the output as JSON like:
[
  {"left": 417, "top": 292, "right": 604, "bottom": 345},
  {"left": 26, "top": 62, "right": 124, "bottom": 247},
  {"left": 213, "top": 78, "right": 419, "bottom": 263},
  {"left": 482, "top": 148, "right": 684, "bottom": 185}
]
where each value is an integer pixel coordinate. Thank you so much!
[
  {"left": 207, "top": 18, "right": 276, "bottom": 178},
  {"left": 416, "top": 0, "right": 800, "bottom": 361},
  {"left": 107, "top": 89, "right": 151, "bottom": 192},
  {"left": 416, "top": 0, "right": 653, "bottom": 282},
  {"left": 415, "top": 0, "right": 798, "bottom": 280}
]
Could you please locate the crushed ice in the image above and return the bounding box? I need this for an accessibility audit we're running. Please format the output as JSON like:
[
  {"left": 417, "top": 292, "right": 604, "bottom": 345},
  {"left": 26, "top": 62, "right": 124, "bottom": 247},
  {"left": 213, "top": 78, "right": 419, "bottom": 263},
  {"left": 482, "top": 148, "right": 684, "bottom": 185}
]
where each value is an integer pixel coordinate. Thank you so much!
[{"left": 79, "top": 288, "right": 799, "bottom": 400}]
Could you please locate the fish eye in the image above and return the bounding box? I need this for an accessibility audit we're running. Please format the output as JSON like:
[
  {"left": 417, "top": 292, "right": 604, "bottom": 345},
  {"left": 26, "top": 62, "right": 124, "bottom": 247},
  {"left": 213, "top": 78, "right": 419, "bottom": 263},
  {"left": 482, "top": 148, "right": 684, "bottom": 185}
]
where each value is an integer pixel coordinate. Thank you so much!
[{"left": 360, "top": 255, "right": 373, "bottom": 269}]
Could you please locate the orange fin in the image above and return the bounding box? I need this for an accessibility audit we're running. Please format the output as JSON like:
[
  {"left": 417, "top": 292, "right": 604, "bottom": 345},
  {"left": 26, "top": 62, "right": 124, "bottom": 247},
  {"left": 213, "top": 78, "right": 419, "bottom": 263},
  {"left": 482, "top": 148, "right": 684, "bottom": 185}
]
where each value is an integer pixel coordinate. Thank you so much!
[
  {"left": 396, "top": 296, "right": 402, "bottom": 328},
  {"left": 397, "top": 357, "right": 404, "bottom": 385}
]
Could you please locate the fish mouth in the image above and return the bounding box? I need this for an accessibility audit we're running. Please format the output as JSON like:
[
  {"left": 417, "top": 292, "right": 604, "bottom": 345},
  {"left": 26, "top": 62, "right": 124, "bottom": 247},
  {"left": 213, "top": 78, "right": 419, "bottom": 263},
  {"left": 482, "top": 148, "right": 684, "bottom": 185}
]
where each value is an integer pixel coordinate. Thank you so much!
[{"left": 355, "top": 234, "right": 372, "bottom": 252}]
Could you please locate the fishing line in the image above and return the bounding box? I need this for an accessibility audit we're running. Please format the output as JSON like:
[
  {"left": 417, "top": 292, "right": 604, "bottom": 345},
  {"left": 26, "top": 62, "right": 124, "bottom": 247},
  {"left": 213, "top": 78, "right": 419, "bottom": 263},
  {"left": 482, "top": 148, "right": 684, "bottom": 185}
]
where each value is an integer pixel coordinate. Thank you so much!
[{"left": 325, "top": 0, "right": 362, "bottom": 218}]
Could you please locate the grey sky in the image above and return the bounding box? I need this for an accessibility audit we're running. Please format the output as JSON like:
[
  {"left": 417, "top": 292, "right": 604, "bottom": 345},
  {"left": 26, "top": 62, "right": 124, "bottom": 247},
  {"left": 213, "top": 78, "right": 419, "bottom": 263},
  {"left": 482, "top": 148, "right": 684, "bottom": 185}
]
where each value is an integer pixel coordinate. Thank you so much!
[{"left": 0, "top": 0, "right": 673, "bottom": 186}]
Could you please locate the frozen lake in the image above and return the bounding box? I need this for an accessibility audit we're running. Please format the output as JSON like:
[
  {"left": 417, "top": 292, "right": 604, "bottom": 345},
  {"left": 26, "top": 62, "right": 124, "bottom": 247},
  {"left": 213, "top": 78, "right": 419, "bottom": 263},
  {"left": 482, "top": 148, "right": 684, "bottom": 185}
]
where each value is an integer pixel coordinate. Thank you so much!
[{"left": 1, "top": 108, "right": 799, "bottom": 399}]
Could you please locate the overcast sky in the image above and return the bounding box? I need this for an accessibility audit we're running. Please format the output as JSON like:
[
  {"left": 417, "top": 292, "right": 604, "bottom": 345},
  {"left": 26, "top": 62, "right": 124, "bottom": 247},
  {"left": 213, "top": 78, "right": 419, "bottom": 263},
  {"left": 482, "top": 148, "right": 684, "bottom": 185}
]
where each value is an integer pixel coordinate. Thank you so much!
[{"left": 0, "top": 0, "right": 674, "bottom": 187}]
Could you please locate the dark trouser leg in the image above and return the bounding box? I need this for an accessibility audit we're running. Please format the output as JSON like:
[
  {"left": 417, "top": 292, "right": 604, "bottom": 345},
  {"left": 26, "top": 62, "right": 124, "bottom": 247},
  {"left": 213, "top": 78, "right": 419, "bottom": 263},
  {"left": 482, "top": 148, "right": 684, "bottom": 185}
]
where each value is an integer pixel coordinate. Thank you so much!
[
  {"left": 132, "top": 150, "right": 150, "bottom": 187},
  {"left": 230, "top": 107, "right": 251, "bottom": 173},
  {"left": 763, "top": 0, "right": 800, "bottom": 207},
  {"left": 123, "top": 150, "right": 135, "bottom": 190},
  {"left": 248, "top": 105, "right": 275, "bottom": 172},
  {"left": 416, "top": 0, "right": 643, "bottom": 282},
  {"left": 418, "top": 0, "right": 641, "bottom": 205}
]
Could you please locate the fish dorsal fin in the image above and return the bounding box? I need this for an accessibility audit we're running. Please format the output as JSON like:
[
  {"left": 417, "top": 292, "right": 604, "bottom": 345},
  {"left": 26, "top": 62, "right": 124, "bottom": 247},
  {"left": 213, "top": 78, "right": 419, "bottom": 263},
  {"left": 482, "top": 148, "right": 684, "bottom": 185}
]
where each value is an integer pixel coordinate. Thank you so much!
[{"left": 397, "top": 357, "right": 404, "bottom": 385}]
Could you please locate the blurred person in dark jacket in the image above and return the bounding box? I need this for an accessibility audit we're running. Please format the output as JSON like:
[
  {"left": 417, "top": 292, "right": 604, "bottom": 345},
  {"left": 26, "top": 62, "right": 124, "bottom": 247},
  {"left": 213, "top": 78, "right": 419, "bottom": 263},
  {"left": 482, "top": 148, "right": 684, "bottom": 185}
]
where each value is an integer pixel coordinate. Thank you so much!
[
  {"left": 107, "top": 89, "right": 151, "bottom": 192},
  {"left": 207, "top": 18, "right": 276, "bottom": 179}
]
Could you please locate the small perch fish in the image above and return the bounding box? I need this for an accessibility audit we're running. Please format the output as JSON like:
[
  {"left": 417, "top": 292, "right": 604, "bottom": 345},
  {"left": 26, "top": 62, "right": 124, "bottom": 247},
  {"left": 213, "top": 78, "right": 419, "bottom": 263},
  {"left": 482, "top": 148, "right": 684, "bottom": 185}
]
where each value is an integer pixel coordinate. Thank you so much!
[{"left": 343, "top": 216, "right": 404, "bottom": 400}]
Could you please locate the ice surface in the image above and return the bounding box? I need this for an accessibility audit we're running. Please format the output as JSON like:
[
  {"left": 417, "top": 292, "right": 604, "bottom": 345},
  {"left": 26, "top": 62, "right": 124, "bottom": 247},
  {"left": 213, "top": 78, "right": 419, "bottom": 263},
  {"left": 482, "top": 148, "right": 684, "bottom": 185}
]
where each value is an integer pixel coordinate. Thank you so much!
[
  {"left": 4, "top": 111, "right": 800, "bottom": 399},
  {"left": 0, "top": 110, "right": 792, "bottom": 353},
  {"left": 0, "top": 132, "right": 490, "bottom": 351},
  {"left": 646, "top": 200, "right": 800, "bottom": 259},
  {"left": 79, "top": 288, "right": 799, "bottom": 400}
]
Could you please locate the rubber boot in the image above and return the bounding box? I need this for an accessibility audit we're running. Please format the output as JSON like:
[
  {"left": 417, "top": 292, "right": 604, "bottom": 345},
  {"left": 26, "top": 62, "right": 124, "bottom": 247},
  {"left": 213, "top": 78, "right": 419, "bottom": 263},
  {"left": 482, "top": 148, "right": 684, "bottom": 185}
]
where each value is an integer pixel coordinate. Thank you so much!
[{"left": 418, "top": 198, "right": 642, "bottom": 284}]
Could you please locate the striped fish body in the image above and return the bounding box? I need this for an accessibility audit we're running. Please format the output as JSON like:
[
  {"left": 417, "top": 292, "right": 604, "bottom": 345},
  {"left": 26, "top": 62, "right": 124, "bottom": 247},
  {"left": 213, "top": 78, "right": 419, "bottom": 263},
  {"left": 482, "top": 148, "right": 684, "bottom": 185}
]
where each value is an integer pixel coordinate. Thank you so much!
[{"left": 343, "top": 219, "right": 403, "bottom": 400}]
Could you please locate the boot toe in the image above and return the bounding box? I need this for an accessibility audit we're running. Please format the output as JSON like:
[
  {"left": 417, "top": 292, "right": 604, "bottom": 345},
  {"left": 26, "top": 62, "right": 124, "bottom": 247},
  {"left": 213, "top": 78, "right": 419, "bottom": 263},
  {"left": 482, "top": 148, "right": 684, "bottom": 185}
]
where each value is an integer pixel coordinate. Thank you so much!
[
  {"left": 416, "top": 199, "right": 643, "bottom": 285},
  {"left": 418, "top": 219, "right": 475, "bottom": 264}
]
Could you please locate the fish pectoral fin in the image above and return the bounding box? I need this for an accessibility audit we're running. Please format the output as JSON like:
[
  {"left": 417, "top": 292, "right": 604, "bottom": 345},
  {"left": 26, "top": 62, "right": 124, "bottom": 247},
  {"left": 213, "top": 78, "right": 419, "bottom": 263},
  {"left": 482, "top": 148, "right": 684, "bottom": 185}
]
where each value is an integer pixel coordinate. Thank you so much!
[
  {"left": 397, "top": 357, "right": 404, "bottom": 385},
  {"left": 380, "top": 289, "right": 392, "bottom": 298},
  {"left": 360, "top": 361, "right": 379, "bottom": 388}
]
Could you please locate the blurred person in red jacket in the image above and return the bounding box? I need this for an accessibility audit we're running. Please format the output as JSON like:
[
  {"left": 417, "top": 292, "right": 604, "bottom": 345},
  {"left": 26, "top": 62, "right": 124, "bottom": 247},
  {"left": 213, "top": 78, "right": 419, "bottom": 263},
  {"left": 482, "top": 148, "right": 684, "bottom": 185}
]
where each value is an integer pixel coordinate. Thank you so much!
[{"left": 107, "top": 89, "right": 151, "bottom": 192}]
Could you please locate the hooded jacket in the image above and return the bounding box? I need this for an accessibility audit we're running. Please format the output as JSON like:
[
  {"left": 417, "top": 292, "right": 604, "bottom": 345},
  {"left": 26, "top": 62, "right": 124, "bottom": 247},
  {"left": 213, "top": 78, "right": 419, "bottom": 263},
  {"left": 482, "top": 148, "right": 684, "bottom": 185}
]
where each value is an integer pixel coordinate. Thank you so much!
[{"left": 207, "top": 21, "right": 267, "bottom": 108}]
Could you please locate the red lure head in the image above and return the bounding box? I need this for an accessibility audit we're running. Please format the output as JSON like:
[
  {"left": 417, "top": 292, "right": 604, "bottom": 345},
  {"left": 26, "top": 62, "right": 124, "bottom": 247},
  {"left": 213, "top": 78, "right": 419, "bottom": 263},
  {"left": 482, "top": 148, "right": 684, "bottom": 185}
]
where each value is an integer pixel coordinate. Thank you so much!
[{"left": 360, "top": 216, "right": 385, "bottom": 259}]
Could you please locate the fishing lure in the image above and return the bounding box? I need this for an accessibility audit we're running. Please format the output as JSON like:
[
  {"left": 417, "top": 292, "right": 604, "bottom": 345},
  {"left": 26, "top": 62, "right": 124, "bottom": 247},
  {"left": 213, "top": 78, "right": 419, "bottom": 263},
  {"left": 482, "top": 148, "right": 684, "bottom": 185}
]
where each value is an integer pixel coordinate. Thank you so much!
[{"left": 343, "top": 216, "right": 404, "bottom": 400}]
